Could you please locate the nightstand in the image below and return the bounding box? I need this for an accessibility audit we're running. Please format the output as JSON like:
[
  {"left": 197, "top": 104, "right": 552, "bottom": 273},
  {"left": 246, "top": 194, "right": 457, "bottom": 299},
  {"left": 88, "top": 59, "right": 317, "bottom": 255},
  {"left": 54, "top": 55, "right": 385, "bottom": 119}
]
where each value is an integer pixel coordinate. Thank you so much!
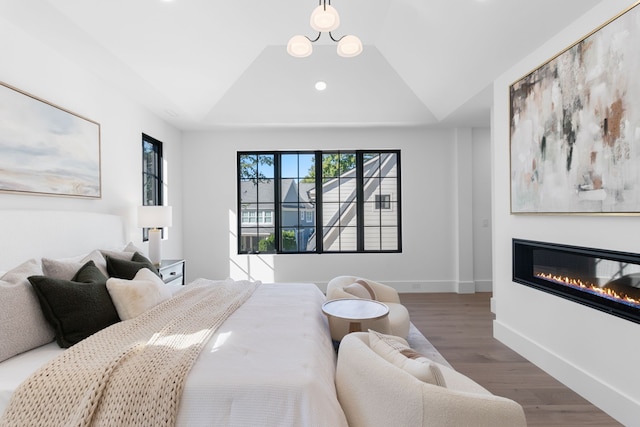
[{"left": 158, "top": 259, "right": 185, "bottom": 287}]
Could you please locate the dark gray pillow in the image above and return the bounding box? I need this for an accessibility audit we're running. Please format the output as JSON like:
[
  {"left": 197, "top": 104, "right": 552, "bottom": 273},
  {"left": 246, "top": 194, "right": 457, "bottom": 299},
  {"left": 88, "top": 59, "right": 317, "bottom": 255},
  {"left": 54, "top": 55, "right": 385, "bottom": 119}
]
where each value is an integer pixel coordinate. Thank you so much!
[
  {"left": 28, "top": 261, "right": 120, "bottom": 348},
  {"left": 106, "top": 252, "right": 159, "bottom": 279}
]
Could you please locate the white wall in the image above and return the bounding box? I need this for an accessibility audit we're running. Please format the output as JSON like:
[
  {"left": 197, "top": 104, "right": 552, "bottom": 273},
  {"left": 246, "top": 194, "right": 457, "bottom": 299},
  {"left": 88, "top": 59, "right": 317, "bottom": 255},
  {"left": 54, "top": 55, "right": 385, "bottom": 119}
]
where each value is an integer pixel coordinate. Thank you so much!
[
  {"left": 182, "top": 125, "right": 492, "bottom": 292},
  {"left": 472, "top": 128, "right": 492, "bottom": 289},
  {"left": 0, "top": 14, "right": 183, "bottom": 259},
  {"left": 492, "top": 1, "right": 640, "bottom": 424}
]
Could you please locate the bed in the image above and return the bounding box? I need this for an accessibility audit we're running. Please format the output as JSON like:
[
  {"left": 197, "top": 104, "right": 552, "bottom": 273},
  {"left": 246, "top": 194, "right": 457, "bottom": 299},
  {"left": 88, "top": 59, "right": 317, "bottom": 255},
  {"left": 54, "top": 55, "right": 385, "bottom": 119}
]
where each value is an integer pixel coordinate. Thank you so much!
[{"left": 0, "top": 210, "right": 347, "bottom": 426}]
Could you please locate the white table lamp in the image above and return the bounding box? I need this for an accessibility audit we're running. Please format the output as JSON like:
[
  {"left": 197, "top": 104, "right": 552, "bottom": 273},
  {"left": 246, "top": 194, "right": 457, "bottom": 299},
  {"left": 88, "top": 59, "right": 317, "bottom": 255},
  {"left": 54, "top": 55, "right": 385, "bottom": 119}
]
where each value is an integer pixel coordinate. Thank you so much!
[{"left": 138, "top": 205, "right": 172, "bottom": 266}]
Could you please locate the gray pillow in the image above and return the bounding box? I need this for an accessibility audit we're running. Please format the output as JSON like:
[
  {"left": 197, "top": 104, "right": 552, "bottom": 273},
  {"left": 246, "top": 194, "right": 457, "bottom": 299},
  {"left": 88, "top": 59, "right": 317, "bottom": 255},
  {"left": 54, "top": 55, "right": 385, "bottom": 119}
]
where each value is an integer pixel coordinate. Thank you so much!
[
  {"left": 42, "top": 250, "right": 108, "bottom": 280},
  {"left": 123, "top": 242, "right": 144, "bottom": 254},
  {"left": 0, "top": 259, "right": 55, "bottom": 362}
]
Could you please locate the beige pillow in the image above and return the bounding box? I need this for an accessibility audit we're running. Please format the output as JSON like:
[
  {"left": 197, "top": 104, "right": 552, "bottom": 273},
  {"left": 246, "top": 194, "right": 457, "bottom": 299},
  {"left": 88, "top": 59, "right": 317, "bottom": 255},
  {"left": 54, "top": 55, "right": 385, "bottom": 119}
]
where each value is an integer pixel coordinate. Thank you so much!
[
  {"left": 42, "top": 250, "right": 108, "bottom": 280},
  {"left": 0, "top": 259, "right": 55, "bottom": 362},
  {"left": 123, "top": 242, "right": 144, "bottom": 255},
  {"left": 100, "top": 249, "right": 135, "bottom": 262},
  {"left": 369, "top": 329, "right": 446, "bottom": 387},
  {"left": 106, "top": 268, "right": 172, "bottom": 320},
  {"left": 343, "top": 279, "right": 376, "bottom": 299}
]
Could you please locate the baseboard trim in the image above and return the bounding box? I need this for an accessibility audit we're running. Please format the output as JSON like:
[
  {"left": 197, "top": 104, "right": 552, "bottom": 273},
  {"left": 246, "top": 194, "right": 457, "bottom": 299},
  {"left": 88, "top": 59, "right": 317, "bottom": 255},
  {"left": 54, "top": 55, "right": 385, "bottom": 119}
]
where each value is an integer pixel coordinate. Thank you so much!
[
  {"left": 318, "top": 280, "right": 494, "bottom": 294},
  {"left": 494, "top": 320, "right": 637, "bottom": 426},
  {"left": 456, "top": 281, "right": 476, "bottom": 294},
  {"left": 392, "top": 280, "right": 493, "bottom": 294},
  {"left": 393, "top": 280, "right": 457, "bottom": 293},
  {"left": 474, "top": 280, "right": 493, "bottom": 292}
]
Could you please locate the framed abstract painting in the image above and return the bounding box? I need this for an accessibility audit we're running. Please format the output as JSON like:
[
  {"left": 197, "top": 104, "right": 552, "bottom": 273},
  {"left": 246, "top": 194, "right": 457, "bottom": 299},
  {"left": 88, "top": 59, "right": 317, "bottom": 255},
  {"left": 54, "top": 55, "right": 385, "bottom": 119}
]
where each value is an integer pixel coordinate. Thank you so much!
[
  {"left": 510, "top": 2, "right": 640, "bottom": 214},
  {"left": 0, "top": 82, "right": 101, "bottom": 198}
]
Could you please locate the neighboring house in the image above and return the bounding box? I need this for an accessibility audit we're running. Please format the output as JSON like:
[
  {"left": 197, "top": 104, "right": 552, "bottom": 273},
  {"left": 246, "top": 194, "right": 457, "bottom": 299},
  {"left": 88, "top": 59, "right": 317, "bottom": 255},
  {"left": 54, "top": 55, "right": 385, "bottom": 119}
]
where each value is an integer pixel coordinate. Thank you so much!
[
  {"left": 307, "top": 152, "right": 398, "bottom": 252},
  {"left": 239, "top": 178, "right": 315, "bottom": 252}
]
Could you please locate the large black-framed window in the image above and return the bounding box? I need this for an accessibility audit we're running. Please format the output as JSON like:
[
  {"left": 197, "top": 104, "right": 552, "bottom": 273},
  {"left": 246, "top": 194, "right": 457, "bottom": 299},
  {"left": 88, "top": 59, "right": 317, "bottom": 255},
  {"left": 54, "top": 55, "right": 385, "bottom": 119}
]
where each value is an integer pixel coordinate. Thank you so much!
[
  {"left": 142, "top": 133, "right": 163, "bottom": 240},
  {"left": 237, "top": 150, "right": 401, "bottom": 254}
]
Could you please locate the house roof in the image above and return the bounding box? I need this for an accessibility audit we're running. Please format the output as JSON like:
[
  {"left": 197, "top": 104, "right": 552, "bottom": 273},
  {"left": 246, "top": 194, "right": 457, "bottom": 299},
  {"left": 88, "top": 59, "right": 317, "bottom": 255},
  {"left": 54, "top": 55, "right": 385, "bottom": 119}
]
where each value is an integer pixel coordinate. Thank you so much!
[
  {"left": 240, "top": 179, "right": 315, "bottom": 208},
  {"left": 4, "top": 0, "right": 602, "bottom": 129}
]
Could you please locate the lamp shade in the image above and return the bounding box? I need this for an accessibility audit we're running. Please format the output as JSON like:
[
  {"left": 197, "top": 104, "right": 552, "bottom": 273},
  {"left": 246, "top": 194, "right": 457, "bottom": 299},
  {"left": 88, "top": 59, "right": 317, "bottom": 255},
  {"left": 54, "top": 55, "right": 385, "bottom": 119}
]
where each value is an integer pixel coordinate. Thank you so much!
[
  {"left": 310, "top": 5, "right": 340, "bottom": 32},
  {"left": 337, "top": 35, "right": 363, "bottom": 57},
  {"left": 287, "top": 35, "right": 313, "bottom": 58},
  {"left": 138, "top": 205, "right": 173, "bottom": 228}
]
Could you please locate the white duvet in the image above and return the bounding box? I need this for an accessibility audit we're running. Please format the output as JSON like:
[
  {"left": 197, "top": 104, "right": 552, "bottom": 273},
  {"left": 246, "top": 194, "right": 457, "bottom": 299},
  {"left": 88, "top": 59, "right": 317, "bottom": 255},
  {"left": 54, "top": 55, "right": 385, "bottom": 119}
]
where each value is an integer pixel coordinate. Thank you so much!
[{"left": 0, "top": 283, "right": 347, "bottom": 427}]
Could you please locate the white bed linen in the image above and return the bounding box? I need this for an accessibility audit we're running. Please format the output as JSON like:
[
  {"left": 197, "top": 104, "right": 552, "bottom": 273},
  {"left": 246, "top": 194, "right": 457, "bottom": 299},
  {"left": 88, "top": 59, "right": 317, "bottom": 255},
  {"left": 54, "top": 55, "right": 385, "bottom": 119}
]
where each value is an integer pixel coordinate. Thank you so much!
[
  {"left": 0, "top": 342, "right": 62, "bottom": 413},
  {"left": 0, "top": 283, "right": 347, "bottom": 427}
]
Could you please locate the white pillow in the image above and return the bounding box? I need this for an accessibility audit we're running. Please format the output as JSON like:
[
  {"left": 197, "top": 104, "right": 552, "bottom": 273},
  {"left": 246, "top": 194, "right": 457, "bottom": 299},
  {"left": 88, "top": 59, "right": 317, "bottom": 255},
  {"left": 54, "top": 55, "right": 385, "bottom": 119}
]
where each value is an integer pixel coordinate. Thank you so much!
[
  {"left": 369, "top": 330, "right": 446, "bottom": 387},
  {"left": 106, "top": 268, "right": 172, "bottom": 320}
]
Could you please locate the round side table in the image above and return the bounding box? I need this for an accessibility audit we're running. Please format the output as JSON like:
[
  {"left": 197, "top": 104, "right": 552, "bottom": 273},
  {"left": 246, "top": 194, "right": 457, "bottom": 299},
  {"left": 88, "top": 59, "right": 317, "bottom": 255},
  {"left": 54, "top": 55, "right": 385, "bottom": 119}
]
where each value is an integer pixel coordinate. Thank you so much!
[{"left": 322, "top": 298, "right": 390, "bottom": 342}]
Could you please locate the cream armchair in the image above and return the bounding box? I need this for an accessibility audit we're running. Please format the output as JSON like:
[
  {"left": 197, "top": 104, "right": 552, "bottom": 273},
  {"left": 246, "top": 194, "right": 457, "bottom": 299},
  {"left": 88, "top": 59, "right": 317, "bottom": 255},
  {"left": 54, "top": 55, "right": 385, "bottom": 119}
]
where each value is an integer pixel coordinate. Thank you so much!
[
  {"left": 326, "top": 275, "right": 410, "bottom": 338},
  {"left": 336, "top": 332, "right": 527, "bottom": 427}
]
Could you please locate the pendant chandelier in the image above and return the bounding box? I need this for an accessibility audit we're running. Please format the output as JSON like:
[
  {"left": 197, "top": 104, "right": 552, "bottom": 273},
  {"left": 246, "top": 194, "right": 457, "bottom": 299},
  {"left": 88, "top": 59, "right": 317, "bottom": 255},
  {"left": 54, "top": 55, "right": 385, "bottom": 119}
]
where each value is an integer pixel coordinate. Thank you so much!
[{"left": 287, "top": 0, "right": 363, "bottom": 58}]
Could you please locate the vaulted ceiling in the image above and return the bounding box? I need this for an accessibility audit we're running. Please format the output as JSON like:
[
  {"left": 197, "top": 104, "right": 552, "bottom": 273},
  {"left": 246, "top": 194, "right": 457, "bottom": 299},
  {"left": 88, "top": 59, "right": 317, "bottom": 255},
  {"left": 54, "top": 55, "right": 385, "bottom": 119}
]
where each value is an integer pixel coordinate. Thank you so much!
[{"left": 1, "top": 0, "right": 603, "bottom": 129}]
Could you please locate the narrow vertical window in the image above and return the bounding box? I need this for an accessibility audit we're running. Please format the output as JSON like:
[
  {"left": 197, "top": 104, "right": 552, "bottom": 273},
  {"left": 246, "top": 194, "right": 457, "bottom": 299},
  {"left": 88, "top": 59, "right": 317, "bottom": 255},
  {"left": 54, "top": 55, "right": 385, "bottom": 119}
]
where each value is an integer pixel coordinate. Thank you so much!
[
  {"left": 238, "top": 153, "right": 275, "bottom": 253},
  {"left": 321, "top": 152, "right": 357, "bottom": 252},
  {"left": 363, "top": 152, "right": 400, "bottom": 251},
  {"left": 142, "top": 134, "right": 163, "bottom": 240},
  {"left": 280, "top": 152, "right": 316, "bottom": 253}
]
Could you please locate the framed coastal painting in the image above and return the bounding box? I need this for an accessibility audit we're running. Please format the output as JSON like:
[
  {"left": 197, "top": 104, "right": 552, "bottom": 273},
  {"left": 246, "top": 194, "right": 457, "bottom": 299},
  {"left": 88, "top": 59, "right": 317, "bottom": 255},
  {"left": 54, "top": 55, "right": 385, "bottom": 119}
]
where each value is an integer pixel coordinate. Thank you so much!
[
  {"left": 510, "top": 2, "right": 640, "bottom": 214},
  {"left": 0, "top": 82, "right": 101, "bottom": 198}
]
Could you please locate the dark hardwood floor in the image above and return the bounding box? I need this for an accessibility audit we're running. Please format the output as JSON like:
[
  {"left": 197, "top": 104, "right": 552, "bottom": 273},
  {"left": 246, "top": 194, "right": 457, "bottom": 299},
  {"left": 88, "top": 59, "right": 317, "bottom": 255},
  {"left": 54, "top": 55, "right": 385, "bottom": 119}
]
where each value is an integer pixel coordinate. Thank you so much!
[{"left": 399, "top": 292, "right": 622, "bottom": 427}]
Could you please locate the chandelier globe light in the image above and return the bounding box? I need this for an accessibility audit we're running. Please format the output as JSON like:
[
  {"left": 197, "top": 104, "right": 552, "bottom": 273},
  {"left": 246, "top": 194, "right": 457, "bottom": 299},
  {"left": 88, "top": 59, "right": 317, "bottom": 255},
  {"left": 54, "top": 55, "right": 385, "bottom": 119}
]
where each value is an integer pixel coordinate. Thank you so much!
[
  {"left": 287, "top": 35, "right": 313, "bottom": 58},
  {"left": 310, "top": 5, "right": 340, "bottom": 32},
  {"left": 337, "top": 35, "right": 363, "bottom": 58},
  {"left": 287, "top": 0, "right": 362, "bottom": 58}
]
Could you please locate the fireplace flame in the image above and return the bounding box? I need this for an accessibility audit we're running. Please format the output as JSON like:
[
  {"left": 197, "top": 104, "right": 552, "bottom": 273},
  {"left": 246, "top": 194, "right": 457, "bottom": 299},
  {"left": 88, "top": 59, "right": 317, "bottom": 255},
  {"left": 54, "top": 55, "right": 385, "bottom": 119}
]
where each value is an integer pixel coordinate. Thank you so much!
[{"left": 535, "top": 272, "right": 640, "bottom": 307}]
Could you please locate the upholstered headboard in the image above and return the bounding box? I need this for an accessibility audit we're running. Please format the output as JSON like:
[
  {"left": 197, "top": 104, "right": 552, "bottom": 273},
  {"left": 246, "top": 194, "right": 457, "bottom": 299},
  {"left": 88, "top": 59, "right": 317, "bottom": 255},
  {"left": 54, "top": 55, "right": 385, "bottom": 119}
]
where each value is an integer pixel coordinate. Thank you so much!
[{"left": 0, "top": 210, "right": 126, "bottom": 271}]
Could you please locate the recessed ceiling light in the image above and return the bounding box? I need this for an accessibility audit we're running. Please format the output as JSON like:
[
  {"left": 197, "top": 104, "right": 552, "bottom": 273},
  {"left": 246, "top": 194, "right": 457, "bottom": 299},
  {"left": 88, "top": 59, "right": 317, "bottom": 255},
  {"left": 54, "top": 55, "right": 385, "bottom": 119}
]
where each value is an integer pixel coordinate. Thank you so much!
[{"left": 315, "top": 81, "right": 327, "bottom": 91}]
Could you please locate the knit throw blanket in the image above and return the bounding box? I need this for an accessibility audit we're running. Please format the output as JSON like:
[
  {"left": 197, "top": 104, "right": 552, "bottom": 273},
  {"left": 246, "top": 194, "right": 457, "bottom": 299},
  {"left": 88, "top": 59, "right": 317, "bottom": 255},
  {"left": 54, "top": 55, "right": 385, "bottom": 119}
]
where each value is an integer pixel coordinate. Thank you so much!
[{"left": 0, "top": 278, "right": 260, "bottom": 427}]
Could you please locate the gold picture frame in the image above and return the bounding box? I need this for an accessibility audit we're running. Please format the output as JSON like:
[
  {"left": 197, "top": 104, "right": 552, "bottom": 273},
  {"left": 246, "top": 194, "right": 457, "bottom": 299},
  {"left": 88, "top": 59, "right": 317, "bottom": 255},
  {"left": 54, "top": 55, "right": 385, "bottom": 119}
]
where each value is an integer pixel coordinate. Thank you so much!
[{"left": 510, "top": 2, "right": 640, "bottom": 214}]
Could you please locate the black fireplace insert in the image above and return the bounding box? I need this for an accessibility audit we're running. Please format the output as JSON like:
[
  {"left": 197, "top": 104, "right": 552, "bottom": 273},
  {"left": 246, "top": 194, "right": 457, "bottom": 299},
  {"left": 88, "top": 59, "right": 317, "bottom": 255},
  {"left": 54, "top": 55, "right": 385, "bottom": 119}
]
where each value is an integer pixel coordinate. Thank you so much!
[{"left": 513, "top": 239, "right": 640, "bottom": 324}]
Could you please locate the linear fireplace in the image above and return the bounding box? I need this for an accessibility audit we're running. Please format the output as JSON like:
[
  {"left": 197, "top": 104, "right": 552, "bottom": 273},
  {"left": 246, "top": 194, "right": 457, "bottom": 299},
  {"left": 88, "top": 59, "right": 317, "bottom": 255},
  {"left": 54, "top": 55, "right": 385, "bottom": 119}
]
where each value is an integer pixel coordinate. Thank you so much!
[{"left": 513, "top": 239, "right": 640, "bottom": 324}]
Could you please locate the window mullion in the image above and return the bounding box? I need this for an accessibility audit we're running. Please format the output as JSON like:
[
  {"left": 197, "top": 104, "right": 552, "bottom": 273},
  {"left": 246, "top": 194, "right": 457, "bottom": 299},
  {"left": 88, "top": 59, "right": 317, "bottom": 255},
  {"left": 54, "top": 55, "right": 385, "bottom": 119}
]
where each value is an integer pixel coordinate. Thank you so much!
[
  {"left": 274, "top": 153, "right": 282, "bottom": 253},
  {"left": 236, "top": 153, "right": 242, "bottom": 252},
  {"left": 315, "top": 151, "right": 323, "bottom": 254},
  {"left": 396, "top": 152, "right": 403, "bottom": 252},
  {"left": 356, "top": 151, "right": 364, "bottom": 252}
]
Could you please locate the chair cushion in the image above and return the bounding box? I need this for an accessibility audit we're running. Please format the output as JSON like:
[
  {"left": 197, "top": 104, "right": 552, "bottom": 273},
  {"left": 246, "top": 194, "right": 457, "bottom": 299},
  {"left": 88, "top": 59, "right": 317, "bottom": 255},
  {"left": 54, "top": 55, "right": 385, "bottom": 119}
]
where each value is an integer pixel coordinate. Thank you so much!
[
  {"left": 343, "top": 280, "right": 376, "bottom": 299},
  {"left": 385, "top": 302, "right": 411, "bottom": 338},
  {"left": 369, "top": 330, "right": 446, "bottom": 387}
]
